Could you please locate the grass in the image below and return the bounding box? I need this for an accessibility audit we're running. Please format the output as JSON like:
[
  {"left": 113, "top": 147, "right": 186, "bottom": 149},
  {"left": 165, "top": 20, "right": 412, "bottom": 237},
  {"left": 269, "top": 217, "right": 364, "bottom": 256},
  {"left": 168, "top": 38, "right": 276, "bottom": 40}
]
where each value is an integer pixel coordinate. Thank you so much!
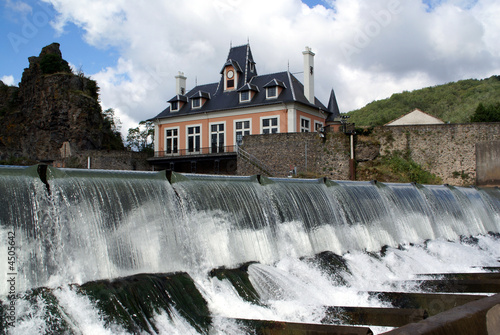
[{"left": 357, "top": 151, "right": 442, "bottom": 184}]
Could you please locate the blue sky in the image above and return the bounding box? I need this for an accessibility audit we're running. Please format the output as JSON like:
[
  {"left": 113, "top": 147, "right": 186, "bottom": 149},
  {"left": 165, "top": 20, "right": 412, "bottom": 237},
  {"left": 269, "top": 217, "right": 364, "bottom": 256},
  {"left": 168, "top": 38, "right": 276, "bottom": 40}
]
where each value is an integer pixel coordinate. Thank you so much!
[
  {"left": 1, "top": 1, "right": 116, "bottom": 83},
  {"left": 1, "top": 0, "right": 325, "bottom": 86},
  {"left": 1, "top": 0, "right": 499, "bottom": 133}
]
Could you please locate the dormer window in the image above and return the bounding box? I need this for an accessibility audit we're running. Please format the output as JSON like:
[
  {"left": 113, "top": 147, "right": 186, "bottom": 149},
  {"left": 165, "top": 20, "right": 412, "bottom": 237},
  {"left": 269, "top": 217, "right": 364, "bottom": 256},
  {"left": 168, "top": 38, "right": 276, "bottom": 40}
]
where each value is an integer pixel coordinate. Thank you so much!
[
  {"left": 192, "top": 98, "right": 201, "bottom": 109},
  {"left": 168, "top": 94, "right": 188, "bottom": 112},
  {"left": 189, "top": 90, "right": 211, "bottom": 109},
  {"left": 171, "top": 101, "right": 179, "bottom": 111},
  {"left": 221, "top": 59, "right": 242, "bottom": 91},
  {"left": 267, "top": 86, "right": 277, "bottom": 99},
  {"left": 237, "top": 83, "right": 259, "bottom": 103},
  {"left": 240, "top": 91, "right": 250, "bottom": 102},
  {"left": 263, "top": 79, "right": 285, "bottom": 100}
]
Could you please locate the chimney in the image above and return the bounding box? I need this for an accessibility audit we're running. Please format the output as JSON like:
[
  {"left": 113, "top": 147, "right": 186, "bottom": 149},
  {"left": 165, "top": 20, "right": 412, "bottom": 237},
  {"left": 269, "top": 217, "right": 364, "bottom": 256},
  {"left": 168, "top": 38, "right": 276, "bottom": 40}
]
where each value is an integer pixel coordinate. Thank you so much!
[
  {"left": 302, "top": 47, "right": 315, "bottom": 104},
  {"left": 175, "top": 71, "right": 187, "bottom": 95}
]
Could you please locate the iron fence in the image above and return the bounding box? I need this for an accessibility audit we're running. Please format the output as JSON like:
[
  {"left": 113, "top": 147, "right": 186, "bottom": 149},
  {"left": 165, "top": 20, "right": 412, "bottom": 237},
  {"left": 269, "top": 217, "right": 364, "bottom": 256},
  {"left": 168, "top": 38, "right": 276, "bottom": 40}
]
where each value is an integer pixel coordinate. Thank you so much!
[{"left": 154, "top": 145, "right": 238, "bottom": 158}]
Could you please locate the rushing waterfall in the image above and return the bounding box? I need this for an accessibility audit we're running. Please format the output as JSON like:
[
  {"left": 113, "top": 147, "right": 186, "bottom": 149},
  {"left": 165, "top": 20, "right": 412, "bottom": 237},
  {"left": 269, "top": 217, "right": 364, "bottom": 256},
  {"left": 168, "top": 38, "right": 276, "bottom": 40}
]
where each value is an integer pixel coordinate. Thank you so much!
[{"left": 1, "top": 165, "right": 500, "bottom": 334}]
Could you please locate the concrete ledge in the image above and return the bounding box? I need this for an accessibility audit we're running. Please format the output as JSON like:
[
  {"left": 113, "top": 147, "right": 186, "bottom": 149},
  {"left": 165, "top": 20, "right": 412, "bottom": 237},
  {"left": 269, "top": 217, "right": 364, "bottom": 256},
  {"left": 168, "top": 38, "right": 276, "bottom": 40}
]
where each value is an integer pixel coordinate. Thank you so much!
[
  {"left": 368, "top": 291, "right": 485, "bottom": 316},
  {"left": 235, "top": 318, "right": 373, "bottom": 335},
  {"left": 322, "top": 306, "right": 427, "bottom": 327},
  {"left": 382, "top": 293, "right": 500, "bottom": 335}
]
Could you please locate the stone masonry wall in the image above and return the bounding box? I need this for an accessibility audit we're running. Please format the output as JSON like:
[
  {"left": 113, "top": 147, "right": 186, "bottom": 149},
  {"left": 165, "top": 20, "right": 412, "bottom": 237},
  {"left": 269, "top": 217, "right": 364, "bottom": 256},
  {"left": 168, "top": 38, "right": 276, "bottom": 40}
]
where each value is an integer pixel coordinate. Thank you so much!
[
  {"left": 53, "top": 150, "right": 151, "bottom": 171},
  {"left": 371, "top": 123, "right": 500, "bottom": 185},
  {"left": 237, "top": 123, "right": 500, "bottom": 186},
  {"left": 237, "top": 132, "right": 351, "bottom": 179}
]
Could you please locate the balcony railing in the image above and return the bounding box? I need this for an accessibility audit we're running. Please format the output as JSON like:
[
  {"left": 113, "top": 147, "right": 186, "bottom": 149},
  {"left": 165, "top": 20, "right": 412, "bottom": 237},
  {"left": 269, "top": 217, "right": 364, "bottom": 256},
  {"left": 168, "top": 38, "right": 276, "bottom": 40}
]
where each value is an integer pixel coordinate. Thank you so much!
[{"left": 153, "top": 145, "right": 238, "bottom": 158}]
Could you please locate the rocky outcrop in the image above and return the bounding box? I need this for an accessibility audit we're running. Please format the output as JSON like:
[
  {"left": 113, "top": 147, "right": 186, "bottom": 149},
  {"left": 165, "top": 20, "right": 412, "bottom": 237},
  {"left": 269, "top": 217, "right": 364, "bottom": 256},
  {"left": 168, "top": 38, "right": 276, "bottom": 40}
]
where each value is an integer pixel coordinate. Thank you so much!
[{"left": 0, "top": 43, "right": 123, "bottom": 162}]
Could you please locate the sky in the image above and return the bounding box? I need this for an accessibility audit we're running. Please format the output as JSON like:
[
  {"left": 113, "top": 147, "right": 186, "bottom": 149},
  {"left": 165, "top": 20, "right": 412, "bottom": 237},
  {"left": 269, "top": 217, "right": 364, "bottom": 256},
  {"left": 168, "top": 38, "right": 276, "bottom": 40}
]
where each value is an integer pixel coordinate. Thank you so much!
[{"left": 1, "top": 0, "right": 500, "bottom": 135}]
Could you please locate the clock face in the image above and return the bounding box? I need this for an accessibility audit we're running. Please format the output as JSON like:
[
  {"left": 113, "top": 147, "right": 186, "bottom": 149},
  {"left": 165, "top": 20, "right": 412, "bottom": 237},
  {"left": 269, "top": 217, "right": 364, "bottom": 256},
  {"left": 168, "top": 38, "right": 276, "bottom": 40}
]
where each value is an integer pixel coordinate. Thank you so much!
[{"left": 227, "top": 70, "right": 234, "bottom": 79}]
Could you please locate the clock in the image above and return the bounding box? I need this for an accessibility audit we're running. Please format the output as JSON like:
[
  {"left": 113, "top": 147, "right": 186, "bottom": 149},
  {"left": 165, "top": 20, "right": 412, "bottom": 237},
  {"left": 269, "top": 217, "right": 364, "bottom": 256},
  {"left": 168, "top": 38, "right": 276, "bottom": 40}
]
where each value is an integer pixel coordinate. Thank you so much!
[{"left": 227, "top": 70, "right": 234, "bottom": 79}]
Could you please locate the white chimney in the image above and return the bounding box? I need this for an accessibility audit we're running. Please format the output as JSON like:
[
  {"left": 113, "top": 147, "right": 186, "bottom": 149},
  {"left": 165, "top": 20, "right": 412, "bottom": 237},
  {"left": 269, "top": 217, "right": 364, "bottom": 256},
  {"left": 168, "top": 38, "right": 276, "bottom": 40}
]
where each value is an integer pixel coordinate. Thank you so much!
[
  {"left": 302, "top": 46, "right": 315, "bottom": 104},
  {"left": 175, "top": 71, "right": 187, "bottom": 95}
]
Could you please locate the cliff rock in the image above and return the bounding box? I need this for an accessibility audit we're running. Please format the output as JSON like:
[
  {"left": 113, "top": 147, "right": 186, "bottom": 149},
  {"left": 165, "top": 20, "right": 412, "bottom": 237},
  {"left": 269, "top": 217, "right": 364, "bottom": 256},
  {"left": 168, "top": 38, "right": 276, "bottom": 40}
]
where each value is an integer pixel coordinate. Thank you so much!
[{"left": 0, "top": 43, "right": 123, "bottom": 163}]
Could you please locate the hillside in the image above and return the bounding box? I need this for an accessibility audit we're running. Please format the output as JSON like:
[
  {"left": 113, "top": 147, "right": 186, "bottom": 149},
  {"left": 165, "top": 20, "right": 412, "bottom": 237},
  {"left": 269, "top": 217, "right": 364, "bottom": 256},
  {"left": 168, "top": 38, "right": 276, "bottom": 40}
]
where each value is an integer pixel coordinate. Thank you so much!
[{"left": 347, "top": 75, "right": 500, "bottom": 126}]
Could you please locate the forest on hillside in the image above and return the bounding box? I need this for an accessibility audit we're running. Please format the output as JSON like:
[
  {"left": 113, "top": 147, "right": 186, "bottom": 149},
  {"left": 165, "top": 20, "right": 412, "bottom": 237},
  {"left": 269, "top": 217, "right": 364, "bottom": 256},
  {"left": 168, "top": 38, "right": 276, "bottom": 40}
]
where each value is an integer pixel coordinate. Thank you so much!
[{"left": 347, "top": 75, "right": 500, "bottom": 126}]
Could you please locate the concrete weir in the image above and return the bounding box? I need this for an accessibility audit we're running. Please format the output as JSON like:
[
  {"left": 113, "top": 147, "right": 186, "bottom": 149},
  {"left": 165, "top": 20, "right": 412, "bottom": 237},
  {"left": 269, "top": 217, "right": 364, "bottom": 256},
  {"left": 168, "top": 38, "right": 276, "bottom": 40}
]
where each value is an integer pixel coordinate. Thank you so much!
[
  {"left": 2, "top": 166, "right": 500, "bottom": 334},
  {"left": 229, "top": 270, "right": 500, "bottom": 334},
  {"left": 383, "top": 293, "right": 500, "bottom": 335}
]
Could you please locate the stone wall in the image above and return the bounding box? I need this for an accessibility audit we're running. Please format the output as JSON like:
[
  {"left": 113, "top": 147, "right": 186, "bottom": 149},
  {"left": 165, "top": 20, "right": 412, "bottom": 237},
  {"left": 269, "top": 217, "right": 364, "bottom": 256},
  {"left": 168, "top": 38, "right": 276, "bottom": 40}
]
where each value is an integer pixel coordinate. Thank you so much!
[
  {"left": 237, "top": 123, "right": 500, "bottom": 186},
  {"left": 370, "top": 123, "right": 500, "bottom": 185},
  {"left": 53, "top": 150, "right": 151, "bottom": 171},
  {"left": 237, "top": 132, "right": 351, "bottom": 179}
]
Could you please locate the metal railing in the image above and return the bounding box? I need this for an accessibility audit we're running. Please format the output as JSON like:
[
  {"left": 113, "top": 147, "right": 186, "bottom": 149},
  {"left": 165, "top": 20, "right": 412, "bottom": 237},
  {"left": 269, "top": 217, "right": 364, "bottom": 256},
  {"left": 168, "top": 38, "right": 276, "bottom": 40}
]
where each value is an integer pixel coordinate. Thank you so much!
[
  {"left": 237, "top": 147, "right": 278, "bottom": 177},
  {"left": 153, "top": 145, "right": 238, "bottom": 158}
]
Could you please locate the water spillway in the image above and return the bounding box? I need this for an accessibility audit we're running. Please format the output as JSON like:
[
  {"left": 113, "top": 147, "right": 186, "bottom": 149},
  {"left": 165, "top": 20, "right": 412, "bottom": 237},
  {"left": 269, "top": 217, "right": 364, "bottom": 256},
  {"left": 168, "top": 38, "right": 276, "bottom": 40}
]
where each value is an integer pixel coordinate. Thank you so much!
[{"left": 1, "top": 165, "right": 500, "bottom": 334}]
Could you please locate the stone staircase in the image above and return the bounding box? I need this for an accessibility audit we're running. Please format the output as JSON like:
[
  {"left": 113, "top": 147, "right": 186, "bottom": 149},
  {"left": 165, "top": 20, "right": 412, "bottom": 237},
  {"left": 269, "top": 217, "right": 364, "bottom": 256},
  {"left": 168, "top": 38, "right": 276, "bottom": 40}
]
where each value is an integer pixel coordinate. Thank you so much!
[{"left": 237, "top": 146, "right": 279, "bottom": 177}]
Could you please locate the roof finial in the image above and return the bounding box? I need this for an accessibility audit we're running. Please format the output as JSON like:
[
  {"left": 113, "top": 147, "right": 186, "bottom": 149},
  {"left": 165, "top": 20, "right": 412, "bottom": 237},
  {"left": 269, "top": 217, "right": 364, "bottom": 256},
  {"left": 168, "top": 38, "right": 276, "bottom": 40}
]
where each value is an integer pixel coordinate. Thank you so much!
[
  {"left": 287, "top": 60, "right": 290, "bottom": 72},
  {"left": 247, "top": 36, "right": 250, "bottom": 45},
  {"left": 230, "top": 40, "right": 232, "bottom": 48}
]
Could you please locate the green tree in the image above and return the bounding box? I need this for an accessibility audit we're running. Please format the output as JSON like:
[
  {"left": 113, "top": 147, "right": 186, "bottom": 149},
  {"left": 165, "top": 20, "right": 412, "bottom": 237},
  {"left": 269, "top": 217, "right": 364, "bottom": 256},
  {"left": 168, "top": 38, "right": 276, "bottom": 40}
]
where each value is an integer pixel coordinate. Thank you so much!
[
  {"left": 103, "top": 108, "right": 122, "bottom": 134},
  {"left": 470, "top": 102, "right": 500, "bottom": 122},
  {"left": 127, "top": 120, "right": 154, "bottom": 154},
  {"left": 101, "top": 108, "right": 124, "bottom": 150}
]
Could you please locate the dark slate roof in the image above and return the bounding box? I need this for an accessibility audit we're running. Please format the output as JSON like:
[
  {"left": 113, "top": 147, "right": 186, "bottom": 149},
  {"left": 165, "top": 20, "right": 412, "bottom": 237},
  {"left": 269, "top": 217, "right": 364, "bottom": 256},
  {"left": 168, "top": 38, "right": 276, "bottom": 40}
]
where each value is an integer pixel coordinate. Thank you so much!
[
  {"left": 168, "top": 94, "right": 188, "bottom": 103},
  {"left": 189, "top": 90, "right": 211, "bottom": 99},
  {"left": 237, "top": 82, "right": 259, "bottom": 92},
  {"left": 154, "top": 71, "right": 328, "bottom": 120},
  {"left": 220, "top": 44, "right": 258, "bottom": 89},
  {"left": 263, "top": 78, "right": 286, "bottom": 88},
  {"left": 220, "top": 59, "right": 242, "bottom": 73},
  {"left": 153, "top": 44, "right": 330, "bottom": 120},
  {"left": 326, "top": 89, "right": 341, "bottom": 122}
]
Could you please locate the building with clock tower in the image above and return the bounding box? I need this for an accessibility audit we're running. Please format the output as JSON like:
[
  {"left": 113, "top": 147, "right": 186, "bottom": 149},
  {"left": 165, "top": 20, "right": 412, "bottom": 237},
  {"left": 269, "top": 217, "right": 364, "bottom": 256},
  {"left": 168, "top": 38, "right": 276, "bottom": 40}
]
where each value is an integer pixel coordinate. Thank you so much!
[{"left": 149, "top": 43, "right": 341, "bottom": 174}]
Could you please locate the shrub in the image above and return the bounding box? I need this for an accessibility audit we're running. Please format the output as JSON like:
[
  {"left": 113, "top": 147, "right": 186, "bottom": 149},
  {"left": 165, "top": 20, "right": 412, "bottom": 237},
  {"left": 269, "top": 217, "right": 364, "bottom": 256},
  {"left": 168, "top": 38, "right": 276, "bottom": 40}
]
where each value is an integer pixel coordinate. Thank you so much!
[{"left": 40, "top": 54, "right": 71, "bottom": 74}]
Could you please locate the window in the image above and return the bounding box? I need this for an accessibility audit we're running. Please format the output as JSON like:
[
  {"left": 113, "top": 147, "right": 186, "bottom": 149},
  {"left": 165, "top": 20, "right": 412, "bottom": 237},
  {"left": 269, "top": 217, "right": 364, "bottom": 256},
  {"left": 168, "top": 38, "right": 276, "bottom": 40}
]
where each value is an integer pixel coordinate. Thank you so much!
[
  {"left": 235, "top": 120, "right": 251, "bottom": 146},
  {"left": 240, "top": 91, "right": 250, "bottom": 102},
  {"left": 192, "top": 98, "right": 201, "bottom": 109},
  {"left": 300, "top": 117, "right": 310, "bottom": 132},
  {"left": 187, "top": 126, "right": 201, "bottom": 153},
  {"left": 226, "top": 69, "right": 235, "bottom": 90},
  {"left": 314, "top": 121, "right": 324, "bottom": 132},
  {"left": 210, "top": 123, "right": 225, "bottom": 153},
  {"left": 171, "top": 101, "right": 179, "bottom": 111},
  {"left": 266, "top": 86, "right": 277, "bottom": 99},
  {"left": 165, "top": 128, "right": 178, "bottom": 154},
  {"left": 262, "top": 117, "right": 279, "bottom": 134}
]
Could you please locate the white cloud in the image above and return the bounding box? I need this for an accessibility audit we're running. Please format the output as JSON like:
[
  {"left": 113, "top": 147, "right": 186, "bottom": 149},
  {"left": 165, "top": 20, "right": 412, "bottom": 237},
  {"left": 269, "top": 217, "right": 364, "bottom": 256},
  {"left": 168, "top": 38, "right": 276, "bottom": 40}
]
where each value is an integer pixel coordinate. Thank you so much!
[
  {"left": 5, "top": 0, "right": 32, "bottom": 15},
  {"left": 1, "top": 75, "right": 15, "bottom": 86},
  {"left": 41, "top": 0, "right": 500, "bottom": 129}
]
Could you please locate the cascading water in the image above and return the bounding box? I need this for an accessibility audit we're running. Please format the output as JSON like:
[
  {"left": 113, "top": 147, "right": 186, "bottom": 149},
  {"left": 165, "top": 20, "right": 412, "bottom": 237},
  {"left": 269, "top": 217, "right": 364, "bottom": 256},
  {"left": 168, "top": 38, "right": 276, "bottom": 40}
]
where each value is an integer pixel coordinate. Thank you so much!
[{"left": 1, "top": 165, "right": 500, "bottom": 334}]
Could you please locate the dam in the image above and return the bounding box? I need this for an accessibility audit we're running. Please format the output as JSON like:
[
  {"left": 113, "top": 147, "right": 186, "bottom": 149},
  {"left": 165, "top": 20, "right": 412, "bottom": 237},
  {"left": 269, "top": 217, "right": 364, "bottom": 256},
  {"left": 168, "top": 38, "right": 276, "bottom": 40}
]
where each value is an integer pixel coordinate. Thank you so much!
[{"left": 1, "top": 165, "right": 499, "bottom": 334}]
